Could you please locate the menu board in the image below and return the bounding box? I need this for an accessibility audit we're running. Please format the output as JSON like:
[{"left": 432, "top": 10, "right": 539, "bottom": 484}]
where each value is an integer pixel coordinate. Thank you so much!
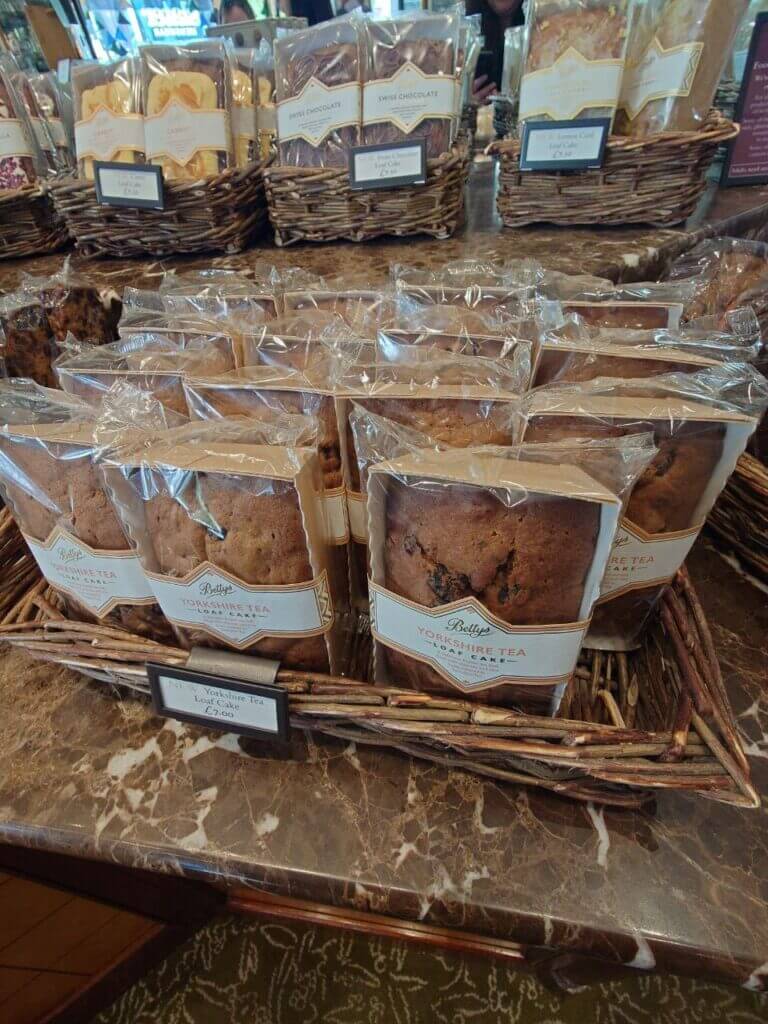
[{"left": 723, "top": 13, "right": 768, "bottom": 186}]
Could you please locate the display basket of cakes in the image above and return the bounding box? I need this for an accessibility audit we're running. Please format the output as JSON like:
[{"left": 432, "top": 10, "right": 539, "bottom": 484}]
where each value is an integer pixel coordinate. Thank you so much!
[
  {"left": 49, "top": 41, "right": 271, "bottom": 258},
  {"left": 664, "top": 237, "right": 768, "bottom": 584},
  {"left": 263, "top": 15, "right": 471, "bottom": 245},
  {"left": 489, "top": 0, "right": 742, "bottom": 228},
  {"left": 0, "top": 56, "right": 72, "bottom": 258}
]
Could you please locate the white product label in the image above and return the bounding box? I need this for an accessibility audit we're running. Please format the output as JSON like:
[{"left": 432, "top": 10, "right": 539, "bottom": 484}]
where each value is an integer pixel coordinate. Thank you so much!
[
  {"left": 257, "top": 105, "right": 276, "bottom": 134},
  {"left": 363, "top": 62, "right": 456, "bottom": 133},
  {"left": 523, "top": 122, "right": 606, "bottom": 164},
  {"left": 31, "top": 118, "right": 54, "bottom": 153},
  {"left": 599, "top": 519, "right": 700, "bottom": 600},
  {"left": 233, "top": 102, "right": 256, "bottom": 141},
  {"left": 323, "top": 488, "right": 350, "bottom": 546},
  {"left": 519, "top": 47, "right": 624, "bottom": 120},
  {"left": 277, "top": 78, "right": 359, "bottom": 146},
  {"left": 96, "top": 165, "right": 163, "bottom": 205},
  {"left": 370, "top": 583, "right": 588, "bottom": 692},
  {"left": 49, "top": 118, "right": 68, "bottom": 148},
  {"left": 146, "top": 562, "right": 333, "bottom": 649},
  {"left": 0, "top": 118, "right": 32, "bottom": 160},
  {"left": 347, "top": 490, "right": 367, "bottom": 544},
  {"left": 157, "top": 674, "right": 279, "bottom": 733},
  {"left": 353, "top": 143, "right": 425, "bottom": 184},
  {"left": 75, "top": 107, "right": 145, "bottom": 161},
  {"left": 145, "top": 101, "right": 228, "bottom": 165},
  {"left": 25, "top": 528, "right": 154, "bottom": 617},
  {"left": 621, "top": 37, "right": 704, "bottom": 120}
]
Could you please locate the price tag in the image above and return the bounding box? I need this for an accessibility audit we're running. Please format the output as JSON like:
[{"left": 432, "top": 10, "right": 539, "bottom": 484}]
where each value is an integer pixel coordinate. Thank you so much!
[
  {"left": 94, "top": 161, "right": 164, "bottom": 210},
  {"left": 349, "top": 140, "right": 427, "bottom": 190},
  {"left": 519, "top": 118, "right": 610, "bottom": 171},
  {"left": 722, "top": 13, "right": 768, "bottom": 186},
  {"left": 147, "top": 662, "right": 290, "bottom": 741}
]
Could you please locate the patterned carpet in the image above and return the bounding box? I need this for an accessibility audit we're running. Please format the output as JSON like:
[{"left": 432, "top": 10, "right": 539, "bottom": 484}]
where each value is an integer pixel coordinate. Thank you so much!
[{"left": 92, "top": 914, "right": 768, "bottom": 1024}]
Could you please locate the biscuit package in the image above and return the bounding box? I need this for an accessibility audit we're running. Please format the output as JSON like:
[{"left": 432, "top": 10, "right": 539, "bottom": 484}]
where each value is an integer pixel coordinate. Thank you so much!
[
  {"left": 142, "top": 40, "right": 233, "bottom": 181},
  {"left": 0, "top": 380, "right": 171, "bottom": 639},
  {"left": 362, "top": 14, "right": 460, "bottom": 159},
  {"left": 519, "top": 0, "right": 633, "bottom": 125},
  {"left": 617, "top": 0, "right": 749, "bottom": 137},
  {"left": 0, "top": 54, "right": 45, "bottom": 189},
  {"left": 275, "top": 17, "right": 364, "bottom": 167},
  {"left": 73, "top": 58, "right": 144, "bottom": 180},
  {"left": 56, "top": 334, "right": 236, "bottom": 417},
  {"left": 366, "top": 448, "right": 621, "bottom": 713},
  {"left": 522, "top": 365, "right": 768, "bottom": 649},
  {"left": 100, "top": 419, "right": 342, "bottom": 671}
]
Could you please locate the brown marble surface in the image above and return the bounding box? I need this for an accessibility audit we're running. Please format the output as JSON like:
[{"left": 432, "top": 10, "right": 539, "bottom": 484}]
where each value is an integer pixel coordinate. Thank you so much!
[
  {"left": 0, "top": 543, "right": 765, "bottom": 991},
  {"left": 1, "top": 164, "right": 767, "bottom": 290}
]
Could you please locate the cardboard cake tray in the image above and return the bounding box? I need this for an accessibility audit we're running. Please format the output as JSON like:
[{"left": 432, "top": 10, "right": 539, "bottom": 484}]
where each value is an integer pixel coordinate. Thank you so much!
[
  {"left": 0, "top": 507, "right": 755, "bottom": 811},
  {"left": 488, "top": 111, "right": 738, "bottom": 228},
  {"left": 48, "top": 161, "right": 269, "bottom": 259}
]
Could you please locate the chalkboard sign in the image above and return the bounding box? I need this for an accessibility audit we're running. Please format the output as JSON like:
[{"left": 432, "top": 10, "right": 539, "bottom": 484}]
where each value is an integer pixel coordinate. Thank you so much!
[{"left": 722, "top": 13, "right": 768, "bottom": 186}]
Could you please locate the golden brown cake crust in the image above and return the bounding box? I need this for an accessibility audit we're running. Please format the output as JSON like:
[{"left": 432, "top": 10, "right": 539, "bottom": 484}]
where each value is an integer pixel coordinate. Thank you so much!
[
  {"left": 145, "top": 472, "right": 329, "bottom": 670},
  {"left": 381, "top": 476, "right": 600, "bottom": 699}
]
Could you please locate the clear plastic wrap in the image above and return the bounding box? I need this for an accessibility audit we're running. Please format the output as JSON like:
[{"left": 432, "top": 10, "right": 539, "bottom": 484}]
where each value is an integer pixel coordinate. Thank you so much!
[
  {"left": 239, "top": 313, "right": 364, "bottom": 379},
  {"left": 519, "top": 0, "right": 633, "bottom": 126},
  {"left": 275, "top": 17, "right": 364, "bottom": 168},
  {"left": 521, "top": 364, "right": 768, "bottom": 649},
  {"left": 22, "top": 263, "right": 122, "bottom": 346},
  {"left": 12, "top": 69, "right": 58, "bottom": 178},
  {"left": 555, "top": 280, "right": 702, "bottom": 329},
  {"left": 362, "top": 13, "right": 460, "bottom": 159},
  {"left": 252, "top": 41, "right": 276, "bottom": 161},
  {"left": 27, "top": 72, "right": 75, "bottom": 171},
  {"left": 617, "top": 0, "right": 749, "bottom": 137},
  {"left": 668, "top": 236, "right": 768, "bottom": 331},
  {"left": 73, "top": 58, "right": 144, "bottom": 180},
  {"left": 0, "top": 53, "right": 45, "bottom": 189},
  {"left": 366, "top": 446, "right": 621, "bottom": 713},
  {"left": 0, "top": 380, "right": 173, "bottom": 639},
  {"left": 0, "top": 291, "right": 58, "bottom": 386},
  {"left": 159, "top": 268, "right": 279, "bottom": 324},
  {"left": 98, "top": 417, "right": 342, "bottom": 670},
  {"left": 231, "top": 47, "right": 259, "bottom": 167},
  {"left": 501, "top": 25, "right": 525, "bottom": 99},
  {"left": 283, "top": 277, "right": 396, "bottom": 338},
  {"left": 116, "top": 310, "right": 240, "bottom": 366},
  {"left": 56, "top": 334, "right": 236, "bottom": 417},
  {"left": 393, "top": 256, "right": 543, "bottom": 310},
  {"left": 141, "top": 40, "right": 233, "bottom": 181}
]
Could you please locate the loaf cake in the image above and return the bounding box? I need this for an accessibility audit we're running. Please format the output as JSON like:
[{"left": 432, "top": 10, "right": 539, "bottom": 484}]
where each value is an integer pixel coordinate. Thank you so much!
[
  {"left": 102, "top": 436, "right": 339, "bottom": 670},
  {"left": 0, "top": 293, "right": 58, "bottom": 386},
  {"left": 368, "top": 450, "right": 619, "bottom": 711},
  {"left": 532, "top": 337, "right": 720, "bottom": 387}
]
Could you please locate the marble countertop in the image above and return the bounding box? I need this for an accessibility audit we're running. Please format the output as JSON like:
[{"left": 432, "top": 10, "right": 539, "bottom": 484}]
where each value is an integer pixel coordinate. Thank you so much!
[
  {"left": 0, "top": 543, "right": 765, "bottom": 991},
  {"left": 0, "top": 164, "right": 767, "bottom": 291}
]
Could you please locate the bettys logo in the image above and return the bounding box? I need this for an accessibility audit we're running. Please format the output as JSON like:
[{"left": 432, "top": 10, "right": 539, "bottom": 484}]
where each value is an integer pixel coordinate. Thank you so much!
[
  {"left": 613, "top": 531, "right": 631, "bottom": 548},
  {"left": 58, "top": 545, "right": 85, "bottom": 564},
  {"left": 445, "top": 617, "right": 492, "bottom": 638},
  {"left": 199, "top": 580, "right": 235, "bottom": 598}
]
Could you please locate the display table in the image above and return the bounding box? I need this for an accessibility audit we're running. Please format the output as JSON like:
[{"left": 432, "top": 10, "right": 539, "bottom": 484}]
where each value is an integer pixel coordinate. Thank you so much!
[{"left": 0, "top": 167, "right": 766, "bottom": 994}]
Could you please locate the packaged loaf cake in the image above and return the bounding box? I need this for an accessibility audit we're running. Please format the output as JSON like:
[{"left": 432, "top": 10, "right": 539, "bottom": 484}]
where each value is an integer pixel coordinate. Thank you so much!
[
  {"left": 183, "top": 365, "right": 351, "bottom": 604},
  {"left": 100, "top": 420, "right": 342, "bottom": 671},
  {"left": 367, "top": 448, "right": 620, "bottom": 713},
  {"left": 0, "top": 380, "right": 170, "bottom": 639},
  {"left": 617, "top": 0, "right": 748, "bottom": 137},
  {"left": 283, "top": 278, "right": 396, "bottom": 337},
  {"left": 669, "top": 237, "right": 768, "bottom": 331},
  {"left": 23, "top": 264, "right": 122, "bottom": 346},
  {"left": 275, "top": 17, "right": 364, "bottom": 168},
  {"left": 522, "top": 366, "right": 768, "bottom": 649},
  {"left": 159, "top": 268, "right": 279, "bottom": 324},
  {"left": 362, "top": 13, "right": 459, "bottom": 159},
  {"left": 519, "top": 0, "right": 633, "bottom": 125},
  {"left": 0, "top": 54, "right": 44, "bottom": 190},
  {"left": 73, "top": 58, "right": 144, "bottom": 180},
  {"left": 56, "top": 334, "right": 236, "bottom": 417},
  {"left": 142, "top": 40, "right": 233, "bottom": 181},
  {"left": 0, "top": 291, "right": 58, "bottom": 386},
  {"left": 556, "top": 280, "right": 700, "bottom": 330}
]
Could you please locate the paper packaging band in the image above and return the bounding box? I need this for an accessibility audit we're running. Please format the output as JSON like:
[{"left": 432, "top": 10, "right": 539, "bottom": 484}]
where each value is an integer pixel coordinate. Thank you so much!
[{"left": 186, "top": 646, "right": 280, "bottom": 685}]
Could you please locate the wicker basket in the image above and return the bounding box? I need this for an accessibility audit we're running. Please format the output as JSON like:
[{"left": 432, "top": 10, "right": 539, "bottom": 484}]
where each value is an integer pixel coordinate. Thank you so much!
[
  {"left": 488, "top": 111, "right": 738, "bottom": 228},
  {"left": 263, "top": 145, "right": 469, "bottom": 247},
  {"left": 0, "top": 184, "right": 69, "bottom": 260},
  {"left": 0, "top": 508, "right": 754, "bottom": 810},
  {"left": 706, "top": 452, "right": 768, "bottom": 586},
  {"left": 49, "top": 161, "right": 269, "bottom": 259}
]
